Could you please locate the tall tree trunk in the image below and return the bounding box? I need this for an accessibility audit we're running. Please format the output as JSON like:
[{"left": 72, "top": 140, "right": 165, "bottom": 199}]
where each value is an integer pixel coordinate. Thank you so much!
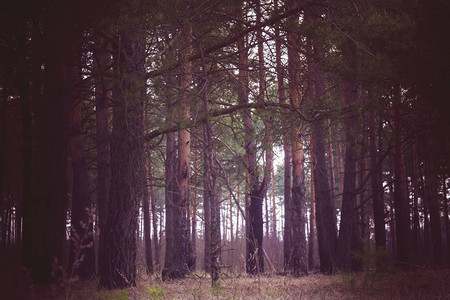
[
  {"left": 94, "top": 36, "right": 112, "bottom": 278},
  {"left": 99, "top": 34, "right": 143, "bottom": 289},
  {"left": 17, "top": 19, "right": 31, "bottom": 247},
  {"left": 412, "top": 141, "right": 421, "bottom": 260},
  {"left": 149, "top": 155, "right": 160, "bottom": 270},
  {"left": 310, "top": 30, "right": 338, "bottom": 276},
  {"left": 286, "top": 0, "right": 307, "bottom": 276},
  {"left": 337, "top": 43, "right": 360, "bottom": 271},
  {"left": 23, "top": 2, "right": 78, "bottom": 282},
  {"left": 174, "top": 27, "right": 194, "bottom": 277},
  {"left": 392, "top": 84, "right": 411, "bottom": 265},
  {"left": 423, "top": 135, "right": 442, "bottom": 264},
  {"left": 368, "top": 96, "right": 386, "bottom": 268},
  {"left": 198, "top": 42, "right": 220, "bottom": 282},
  {"left": 235, "top": 2, "right": 265, "bottom": 274},
  {"left": 143, "top": 139, "right": 153, "bottom": 274},
  {"left": 274, "top": 0, "right": 292, "bottom": 271},
  {"left": 271, "top": 166, "right": 277, "bottom": 241},
  {"left": 69, "top": 54, "right": 95, "bottom": 278},
  {"left": 192, "top": 142, "right": 199, "bottom": 270},
  {"left": 162, "top": 76, "right": 178, "bottom": 278},
  {"left": 309, "top": 136, "right": 319, "bottom": 271}
]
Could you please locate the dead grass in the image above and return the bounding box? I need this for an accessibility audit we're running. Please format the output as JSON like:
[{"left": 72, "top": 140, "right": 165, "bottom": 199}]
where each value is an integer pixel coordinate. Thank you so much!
[
  {"left": 9, "top": 267, "right": 450, "bottom": 299},
  {"left": 61, "top": 267, "right": 450, "bottom": 300}
]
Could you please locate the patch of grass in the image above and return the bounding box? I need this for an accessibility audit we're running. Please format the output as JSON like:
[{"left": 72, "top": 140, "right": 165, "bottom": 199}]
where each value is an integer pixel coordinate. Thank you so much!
[
  {"left": 145, "top": 285, "right": 164, "bottom": 300},
  {"left": 13, "top": 268, "right": 450, "bottom": 299},
  {"left": 211, "top": 280, "right": 225, "bottom": 297}
]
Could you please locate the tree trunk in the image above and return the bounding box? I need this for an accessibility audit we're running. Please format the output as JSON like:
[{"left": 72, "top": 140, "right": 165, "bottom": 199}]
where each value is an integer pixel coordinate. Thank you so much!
[
  {"left": 99, "top": 34, "right": 143, "bottom": 289},
  {"left": 143, "top": 143, "right": 153, "bottom": 274},
  {"left": 94, "top": 36, "right": 112, "bottom": 279},
  {"left": 69, "top": 53, "right": 95, "bottom": 278},
  {"left": 423, "top": 135, "right": 442, "bottom": 264},
  {"left": 23, "top": 2, "right": 77, "bottom": 282},
  {"left": 285, "top": 0, "right": 308, "bottom": 276},
  {"left": 162, "top": 77, "right": 178, "bottom": 278},
  {"left": 235, "top": 3, "right": 265, "bottom": 274},
  {"left": 274, "top": 0, "right": 292, "bottom": 271},
  {"left": 311, "top": 31, "right": 338, "bottom": 275},
  {"left": 309, "top": 137, "right": 320, "bottom": 271},
  {"left": 392, "top": 84, "right": 411, "bottom": 265},
  {"left": 337, "top": 42, "right": 360, "bottom": 271},
  {"left": 198, "top": 42, "right": 220, "bottom": 282},
  {"left": 149, "top": 155, "right": 160, "bottom": 270},
  {"left": 192, "top": 142, "right": 199, "bottom": 270},
  {"left": 368, "top": 96, "right": 386, "bottom": 269}
]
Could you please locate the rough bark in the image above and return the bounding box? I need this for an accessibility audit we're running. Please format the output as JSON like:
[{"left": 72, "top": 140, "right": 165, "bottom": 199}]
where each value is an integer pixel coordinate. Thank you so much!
[
  {"left": 308, "top": 137, "right": 320, "bottom": 271},
  {"left": 274, "top": 0, "right": 292, "bottom": 271},
  {"left": 191, "top": 143, "right": 198, "bottom": 270},
  {"left": 149, "top": 155, "right": 160, "bottom": 270},
  {"left": 94, "top": 36, "right": 112, "bottom": 280},
  {"left": 285, "top": 0, "right": 308, "bottom": 276},
  {"left": 311, "top": 32, "right": 338, "bottom": 275},
  {"left": 143, "top": 147, "right": 153, "bottom": 274},
  {"left": 337, "top": 76, "right": 359, "bottom": 271},
  {"left": 99, "top": 34, "right": 144, "bottom": 289},
  {"left": 368, "top": 98, "right": 386, "bottom": 268},
  {"left": 162, "top": 81, "right": 178, "bottom": 278}
]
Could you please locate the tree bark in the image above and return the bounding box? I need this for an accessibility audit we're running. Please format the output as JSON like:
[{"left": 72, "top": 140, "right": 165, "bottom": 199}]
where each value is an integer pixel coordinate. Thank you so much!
[
  {"left": 149, "top": 155, "right": 160, "bottom": 270},
  {"left": 23, "top": 2, "right": 78, "bottom": 282},
  {"left": 368, "top": 95, "right": 386, "bottom": 269},
  {"left": 69, "top": 53, "right": 95, "bottom": 278},
  {"left": 143, "top": 144, "right": 153, "bottom": 274},
  {"left": 310, "top": 29, "right": 338, "bottom": 275},
  {"left": 286, "top": 0, "right": 308, "bottom": 276},
  {"left": 99, "top": 34, "right": 144, "bottom": 289},
  {"left": 337, "top": 41, "right": 361, "bottom": 271}
]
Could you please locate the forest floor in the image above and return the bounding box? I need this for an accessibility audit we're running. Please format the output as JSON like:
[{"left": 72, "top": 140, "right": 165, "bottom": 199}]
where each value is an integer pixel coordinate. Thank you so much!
[{"left": 10, "top": 267, "right": 450, "bottom": 300}]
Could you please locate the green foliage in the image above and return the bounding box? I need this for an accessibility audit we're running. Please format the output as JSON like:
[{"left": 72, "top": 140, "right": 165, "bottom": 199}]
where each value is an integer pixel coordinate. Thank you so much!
[
  {"left": 211, "top": 280, "right": 225, "bottom": 297},
  {"left": 145, "top": 285, "right": 165, "bottom": 300}
]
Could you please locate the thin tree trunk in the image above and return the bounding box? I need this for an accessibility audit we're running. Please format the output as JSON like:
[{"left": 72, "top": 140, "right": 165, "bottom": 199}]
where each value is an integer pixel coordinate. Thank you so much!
[
  {"left": 412, "top": 141, "right": 420, "bottom": 259},
  {"left": 337, "top": 42, "right": 360, "bottom": 271},
  {"left": 147, "top": 155, "right": 159, "bottom": 270},
  {"left": 309, "top": 136, "right": 319, "bottom": 271},
  {"left": 310, "top": 27, "right": 338, "bottom": 275},
  {"left": 69, "top": 54, "right": 95, "bottom": 278},
  {"left": 162, "top": 75, "right": 178, "bottom": 278},
  {"left": 393, "top": 84, "right": 411, "bottom": 265},
  {"left": 271, "top": 167, "right": 277, "bottom": 241},
  {"left": 192, "top": 141, "right": 199, "bottom": 270},
  {"left": 198, "top": 41, "right": 220, "bottom": 282},
  {"left": 368, "top": 96, "right": 386, "bottom": 268},
  {"left": 423, "top": 136, "right": 442, "bottom": 264},
  {"left": 143, "top": 136, "right": 153, "bottom": 274},
  {"left": 274, "top": 0, "right": 292, "bottom": 272}
]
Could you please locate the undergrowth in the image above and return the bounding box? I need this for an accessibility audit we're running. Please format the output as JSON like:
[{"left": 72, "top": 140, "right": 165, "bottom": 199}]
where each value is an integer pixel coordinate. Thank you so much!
[{"left": 8, "top": 267, "right": 450, "bottom": 299}]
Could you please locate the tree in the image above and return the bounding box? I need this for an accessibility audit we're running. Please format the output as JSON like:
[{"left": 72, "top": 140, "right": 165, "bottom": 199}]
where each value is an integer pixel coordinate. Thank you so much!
[
  {"left": 286, "top": 0, "right": 308, "bottom": 276},
  {"left": 99, "top": 33, "right": 144, "bottom": 289},
  {"left": 22, "top": 1, "right": 80, "bottom": 282}
]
